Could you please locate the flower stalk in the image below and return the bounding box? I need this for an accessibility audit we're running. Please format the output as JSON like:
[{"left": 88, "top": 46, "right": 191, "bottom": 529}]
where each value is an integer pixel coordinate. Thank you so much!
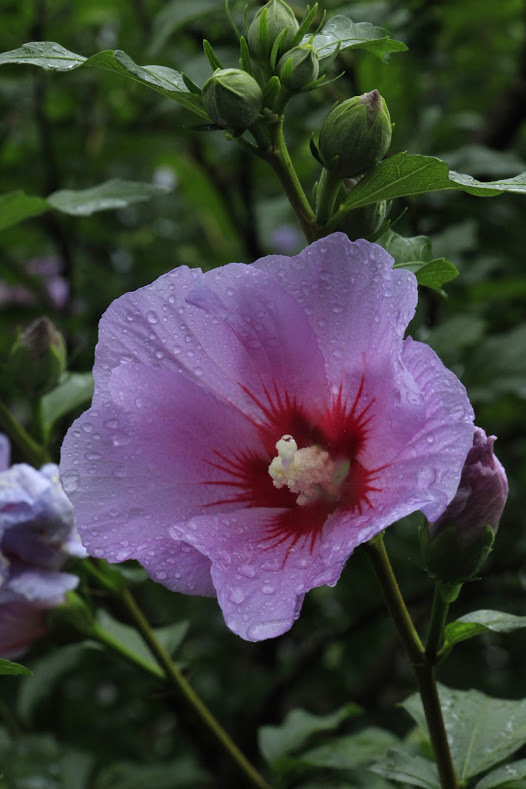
[
  {"left": 250, "top": 115, "right": 317, "bottom": 241},
  {"left": 0, "top": 399, "right": 49, "bottom": 467},
  {"left": 364, "top": 534, "right": 459, "bottom": 789},
  {"left": 119, "top": 587, "right": 271, "bottom": 789}
]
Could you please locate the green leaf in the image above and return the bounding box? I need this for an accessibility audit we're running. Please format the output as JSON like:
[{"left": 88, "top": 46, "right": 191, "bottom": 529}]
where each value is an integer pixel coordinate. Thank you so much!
[
  {"left": 94, "top": 611, "right": 188, "bottom": 676},
  {"left": 308, "top": 16, "right": 408, "bottom": 62},
  {"left": 17, "top": 644, "right": 88, "bottom": 723},
  {"left": 379, "top": 229, "right": 458, "bottom": 293},
  {"left": 341, "top": 153, "right": 526, "bottom": 211},
  {"left": 299, "top": 726, "right": 399, "bottom": 769},
  {"left": 0, "top": 41, "right": 86, "bottom": 70},
  {"left": 404, "top": 259, "right": 459, "bottom": 293},
  {"left": 475, "top": 759, "right": 526, "bottom": 789},
  {"left": 148, "top": 0, "right": 221, "bottom": 56},
  {"left": 0, "top": 43, "right": 208, "bottom": 118},
  {"left": 41, "top": 373, "right": 94, "bottom": 434},
  {"left": 47, "top": 179, "right": 170, "bottom": 216},
  {"left": 0, "top": 191, "right": 50, "bottom": 231},
  {"left": 444, "top": 610, "right": 526, "bottom": 650},
  {"left": 94, "top": 757, "right": 210, "bottom": 789},
  {"left": 0, "top": 658, "right": 32, "bottom": 677},
  {"left": 0, "top": 180, "right": 170, "bottom": 231},
  {"left": 258, "top": 704, "right": 361, "bottom": 765},
  {"left": 402, "top": 684, "right": 526, "bottom": 782},
  {"left": 370, "top": 748, "right": 440, "bottom": 788},
  {"left": 379, "top": 229, "right": 432, "bottom": 265}
]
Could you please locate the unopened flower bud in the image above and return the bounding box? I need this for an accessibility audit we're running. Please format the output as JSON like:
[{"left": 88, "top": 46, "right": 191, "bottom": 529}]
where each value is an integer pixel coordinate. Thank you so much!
[
  {"left": 277, "top": 44, "right": 319, "bottom": 91},
  {"left": 248, "top": 0, "right": 299, "bottom": 63},
  {"left": 337, "top": 200, "right": 387, "bottom": 241},
  {"left": 421, "top": 428, "right": 508, "bottom": 584},
  {"left": 202, "top": 68, "right": 263, "bottom": 130},
  {"left": 8, "top": 317, "right": 66, "bottom": 397},
  {"left": 319, "top": 90, "right": 392, "bottom": 178}
]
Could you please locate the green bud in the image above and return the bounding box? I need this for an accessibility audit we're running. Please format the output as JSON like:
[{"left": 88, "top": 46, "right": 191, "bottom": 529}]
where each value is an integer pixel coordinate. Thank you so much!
[
  {"left": 8, "top": 317, "right": 66, "bottom": 397},
  {"left": 277, "top": 44, "right": 319, "bottom": 91},
  {"left": 336, "top": 200, "right": 387, "bottom": 241},
  {"left": 248, "top": 0, "right": 299, "bottom": 63},
  {"left": 202, "top": 68, "right": 263, "bottom": 129},
  {"left": 319, "top": 90, "right": 392, "bottom": 178},
  {"left": 420, "top": 520, "right": 495, "bottom": 585}
]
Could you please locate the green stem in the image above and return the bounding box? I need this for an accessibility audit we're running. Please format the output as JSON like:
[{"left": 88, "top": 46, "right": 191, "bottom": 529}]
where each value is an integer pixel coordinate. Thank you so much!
[
  {"left": 120, "top": 587, "right": 271, "bottom": 789},
  {"left": 315, "top": 168, "right": 343, "bottom": 226},
  {"left": 364, "top": 535, "right": 459, "bottom": 789},
  {"left": 0, "top": 399, "right": 50, "bottom": 466},
  {"left": 252, "top": 115, "right": 317, "bottom": 242},
  {"left": 425, "top": 584, "right": 451, "bottom": 663}
]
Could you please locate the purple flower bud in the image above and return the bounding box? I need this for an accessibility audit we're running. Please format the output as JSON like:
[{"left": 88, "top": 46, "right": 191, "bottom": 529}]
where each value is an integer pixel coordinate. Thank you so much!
[
  {"left": 422, "top": 428, "right": 508, "bottom": 584},
  {"left": 430, "top": 428, "right": 508, "bottom": 544},
  {"left": 0, "top": 435, "right": 86, "bottom": 657}
]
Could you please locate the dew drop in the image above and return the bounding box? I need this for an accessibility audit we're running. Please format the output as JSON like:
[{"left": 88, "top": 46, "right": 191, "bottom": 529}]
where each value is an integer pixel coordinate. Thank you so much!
[
  {"left": 146, "top": 310, "right": 158, "bottom": 324},
  {"left": 61, "top": 469, "right": 79, "bottom": 494},
  {"left": 155, "top": 350, "right": 164, "bottom": 359},
  {"left": 247, "top": 620, "right": 289, "bottom": 640},
  {"left": 81, "top": 423, "right": 93, "bottom": 433},
  {"left": 229, "top": 587, "right": 245, "bottom": 604},
  {"left": 237, "top": 564, "right": 256, "bottom": 578},
  {"left": 261, "top": 585, "right": 275, "bottom": 595}
]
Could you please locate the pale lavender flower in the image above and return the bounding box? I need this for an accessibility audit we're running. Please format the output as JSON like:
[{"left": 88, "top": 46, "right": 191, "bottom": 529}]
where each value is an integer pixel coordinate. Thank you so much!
[
  {"left": 60, "top": 233, "right": 474, "bottom": 641},
  {"left": 0, "top": 440, "right": 85, "bottom": 657}
]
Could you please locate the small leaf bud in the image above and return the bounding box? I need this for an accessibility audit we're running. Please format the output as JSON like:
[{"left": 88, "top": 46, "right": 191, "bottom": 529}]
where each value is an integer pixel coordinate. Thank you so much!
[
  {"left": 248, "top": 0, "right": 299, "bottom": 63},
  {"left": 421, "top": 428, "right": 508, "bottom": 584},
  {"left": 202, "top": 68, "right": 263, "bottom": 129},
  {"left": 8, "top": 317, "right": 66, "bottom": 397},
  {"left": 319, "top": 90, "right": 392, "bottom": 178},
  {"left": 277, "top": 44, "right": 319, "bottom": 91}
]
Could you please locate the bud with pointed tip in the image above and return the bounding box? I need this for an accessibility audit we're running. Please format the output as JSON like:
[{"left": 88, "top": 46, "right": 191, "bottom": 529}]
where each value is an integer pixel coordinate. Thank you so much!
[
  {"left": 248, "top": 0, "right": 299, "bottom": 63},
  {"left": 8, "top": 317, "right": 66, "bottom": 397},
  {"left": 319, "top": 90, "right": 392, "bottom": 178},
  {"left": 421, "top": 428, "right": 508, "bottom": 584},
  {"left": 277, "top": 44, "right": 319, "bottom": 91},
  {"left": 202, "top": 68, "right": 263, "bottom": 130}
]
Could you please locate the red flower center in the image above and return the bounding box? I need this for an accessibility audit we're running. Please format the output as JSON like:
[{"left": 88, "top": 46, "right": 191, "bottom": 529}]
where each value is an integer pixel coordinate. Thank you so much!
[{"left": 204, "top": 376, "right": 384, "bottom": 554}]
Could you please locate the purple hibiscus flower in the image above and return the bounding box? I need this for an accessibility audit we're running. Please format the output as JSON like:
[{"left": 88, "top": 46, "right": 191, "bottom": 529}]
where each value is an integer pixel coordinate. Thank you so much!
[
  {"left": 0, "top": 438, "right": 85, "bottom": 658},
  {"left": 60, "top": 233, "right": 474, "bottom": 641}
]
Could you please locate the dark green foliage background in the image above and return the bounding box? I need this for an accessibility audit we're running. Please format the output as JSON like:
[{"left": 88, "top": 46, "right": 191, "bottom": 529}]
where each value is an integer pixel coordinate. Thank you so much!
[{"left": 1, "top": 1, "right": 525, "bottom": 787}]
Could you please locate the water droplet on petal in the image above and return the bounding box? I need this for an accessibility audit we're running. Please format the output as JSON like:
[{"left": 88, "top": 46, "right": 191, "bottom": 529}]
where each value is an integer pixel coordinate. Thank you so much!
[
  {"left": 62, "top": 469, "right": 79, "bottom": 494},
  {"left": 237, "top": 564, "right": 256, "bottom": 578},
  {"left": 146, "top": 310, "right": 158, "bottom": 324},
  {"left": 247, "top": 619, "right": 289, "bottom": 640},
  {"left": 261, "top": 585, "right": 275, "bottom": 595},
  {"left": 229, "top": 587, "right": 245, "bottom": 604}
]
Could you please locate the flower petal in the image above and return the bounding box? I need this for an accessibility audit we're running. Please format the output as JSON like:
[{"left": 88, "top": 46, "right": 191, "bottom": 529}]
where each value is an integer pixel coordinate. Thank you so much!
[
  {"left": 92, "top": 263, "right": 329, "bottom": 422},
  {"left": 255, "top": 233, "right": 417, "bottom": 386},
  {"left": 60, "top": 361, "right": 264, "bottom": 592},
  {"left": 376, "top": 338, "right": 475, "bottom": 521},
  {"left": 170, "top": 507, "right": 346, "bottom": 641}
]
